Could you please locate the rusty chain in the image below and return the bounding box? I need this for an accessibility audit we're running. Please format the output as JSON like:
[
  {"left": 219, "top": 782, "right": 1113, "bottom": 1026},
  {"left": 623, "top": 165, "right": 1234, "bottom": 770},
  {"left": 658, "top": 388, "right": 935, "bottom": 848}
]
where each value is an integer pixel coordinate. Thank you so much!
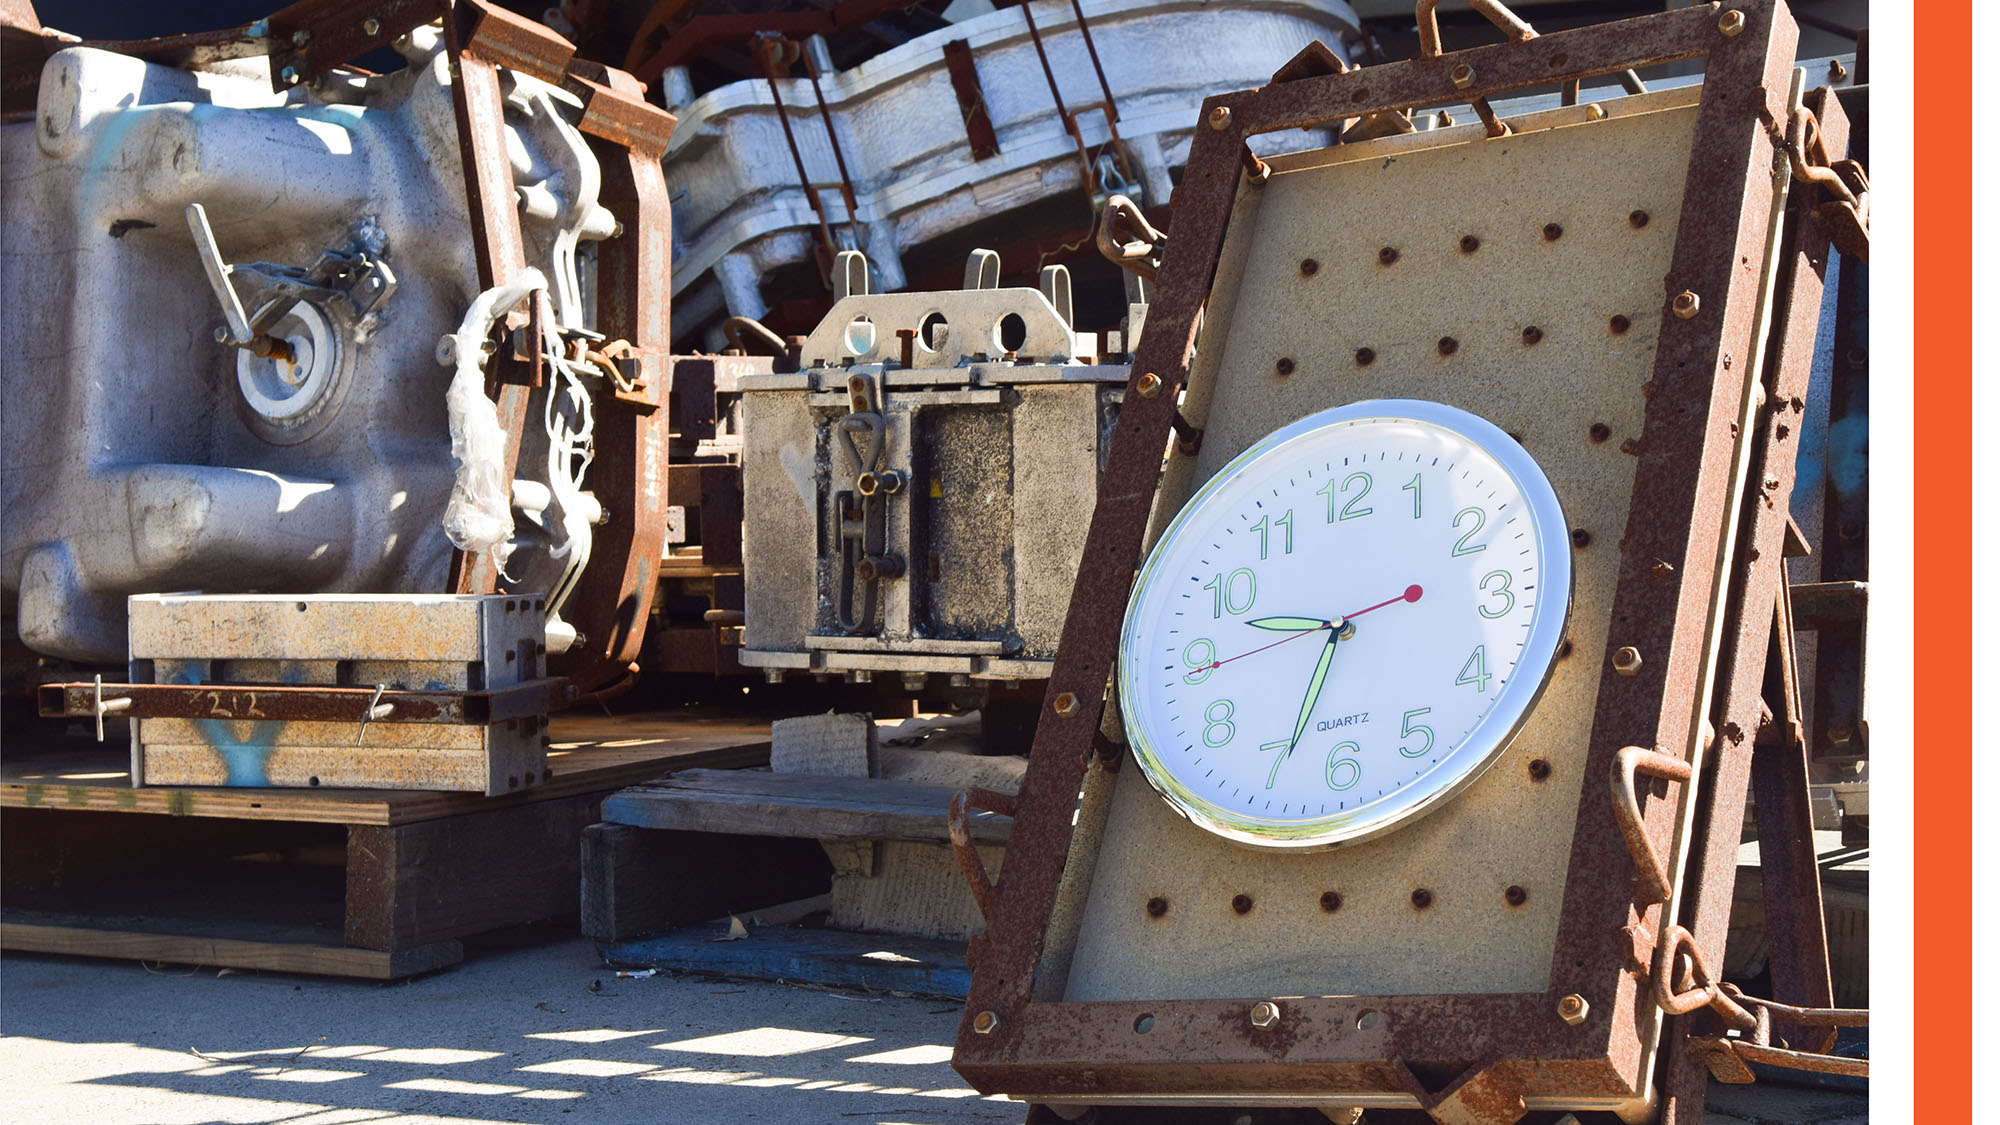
[{"left": 1785, "top": 104, "right": 1870, "bottom": 263}]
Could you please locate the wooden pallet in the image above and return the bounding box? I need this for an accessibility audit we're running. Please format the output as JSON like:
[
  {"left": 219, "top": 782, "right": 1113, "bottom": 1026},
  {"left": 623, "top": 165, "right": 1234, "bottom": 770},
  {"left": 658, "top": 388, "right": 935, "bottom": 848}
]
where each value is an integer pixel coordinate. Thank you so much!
[{"left": 2, "top": 712, "right": 770, "bottom": 979}]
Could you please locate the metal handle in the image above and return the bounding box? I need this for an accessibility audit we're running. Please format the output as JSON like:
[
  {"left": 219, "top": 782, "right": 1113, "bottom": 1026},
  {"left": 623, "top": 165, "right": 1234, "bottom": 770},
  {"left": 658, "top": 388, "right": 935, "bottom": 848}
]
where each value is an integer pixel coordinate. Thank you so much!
[
  {"left": 721, "top": 315, "right": 788, "bottom": 356},
  {"left": 1096, "top": 194, "right": 1167, "bottom": 280},
  {"left": 1415, "top": 0, "right": 1538, "bottom": 60},
  {"left": 949, "top": 787, "right": 1018, "bottom": 925},
  {"left": 1611, "top": 745, "right": 1692, "bottom": 905}
]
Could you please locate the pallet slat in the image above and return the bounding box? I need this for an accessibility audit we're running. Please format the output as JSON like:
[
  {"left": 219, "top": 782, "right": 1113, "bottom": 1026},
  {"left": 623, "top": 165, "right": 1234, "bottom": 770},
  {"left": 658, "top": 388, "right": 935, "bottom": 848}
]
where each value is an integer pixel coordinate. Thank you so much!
[
  {"left": 601, "top": 769, "right": 1013, "bottom": 845},
  {"left": 2, "top": 912, "right": 462, "bottom": 980}
]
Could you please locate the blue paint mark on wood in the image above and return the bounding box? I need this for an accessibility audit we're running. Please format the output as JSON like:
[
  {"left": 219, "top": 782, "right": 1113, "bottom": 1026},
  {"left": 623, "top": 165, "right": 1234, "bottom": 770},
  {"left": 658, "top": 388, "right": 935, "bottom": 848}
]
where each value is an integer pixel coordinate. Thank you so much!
[
  {"left": 192, "top": 718, "right": 283, "bottom": 787},
  {"left": 598, "top": 924, "right": 971, "bottom": 999}
]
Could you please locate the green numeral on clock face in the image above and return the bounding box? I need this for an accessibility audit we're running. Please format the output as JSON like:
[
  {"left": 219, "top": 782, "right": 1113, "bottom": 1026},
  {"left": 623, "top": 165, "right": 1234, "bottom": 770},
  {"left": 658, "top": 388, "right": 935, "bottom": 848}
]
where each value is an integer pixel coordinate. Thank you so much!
[
  {"left": 1399, "top": 708, "right": 1435, "bottom": 758},
  {"left": 1339, "top": 473, "right": 1374, "bottom": 520},
  {"left": 1326, "top": 741, "right": 1361, "bottom": 790},
  {"left": 1250, "top": 510, "right": 1294, "bottom": 559},
  {"left": 1203, "top": 699, "right": 1237, "bottom": 747},
  {"left": 1456, "top": 645, "right": 1492, "bottom": 692},
  {"left": 1203, "top": 568, "right": 1257, "bottom": 617},
  {"left": 1403, "top": 473, "right": 1422, "bottom": 518},
  {"left": 1478, "top": 570, "right": 1516, "bottom": 618},
  {"left": 1452, "top": 507, "right": 1487, "bottom": 556},
  {"left": 1182, "top": 638, "right": 1217, "bottom": 684}
]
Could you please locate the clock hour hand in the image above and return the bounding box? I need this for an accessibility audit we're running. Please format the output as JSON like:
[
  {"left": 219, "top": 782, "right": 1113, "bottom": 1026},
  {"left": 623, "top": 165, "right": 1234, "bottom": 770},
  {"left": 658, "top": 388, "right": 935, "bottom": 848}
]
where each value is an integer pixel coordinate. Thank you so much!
[{"left": 1247, "top": 615, "right": 1330, "bottom": 633}]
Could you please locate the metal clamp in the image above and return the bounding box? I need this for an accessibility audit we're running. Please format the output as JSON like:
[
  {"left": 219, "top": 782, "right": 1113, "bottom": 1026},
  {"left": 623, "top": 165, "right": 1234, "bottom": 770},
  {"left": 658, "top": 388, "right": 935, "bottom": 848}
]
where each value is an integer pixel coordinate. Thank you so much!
[
  {"left": 1611, "top": 745, "right": 1693, "bottom": 904},
  {"left": 1415, "top": 0, "right": 1538, "bottom": 138},
  {"left": 949, "top": 787, "right": 1019, "bottom": 925},
  {"left": 91, "top": 674, "right": 131, "bottom": 743},
  {"left": 1652, "top": 923, "right": 1756, "bottom": 1028},
  {"left": 1096, "top": 194, "right": 1167, "bottom": 280}
]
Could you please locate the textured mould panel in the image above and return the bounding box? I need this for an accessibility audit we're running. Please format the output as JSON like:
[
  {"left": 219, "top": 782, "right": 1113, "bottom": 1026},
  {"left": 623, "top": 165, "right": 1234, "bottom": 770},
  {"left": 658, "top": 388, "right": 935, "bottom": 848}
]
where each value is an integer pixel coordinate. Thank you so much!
[{"left": 1061, "top": 92, "right": 1701, "bottom": 1002}]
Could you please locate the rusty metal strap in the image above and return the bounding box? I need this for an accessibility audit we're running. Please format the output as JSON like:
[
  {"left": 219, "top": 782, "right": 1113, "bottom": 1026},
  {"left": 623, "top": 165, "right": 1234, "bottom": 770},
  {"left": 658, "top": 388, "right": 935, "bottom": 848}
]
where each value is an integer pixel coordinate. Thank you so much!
[
  {"left": 948, "top": 787, "right": 1018, "bottom": 925},
  {"left": 38, "top": 678, "right": 572, "bottom": 726},
  {"left": 1785, "top": 104, "right": 1869, "bottom": 263},
  {"left": 1611, "top": 745, "right": 1693, "bottom": 904}
]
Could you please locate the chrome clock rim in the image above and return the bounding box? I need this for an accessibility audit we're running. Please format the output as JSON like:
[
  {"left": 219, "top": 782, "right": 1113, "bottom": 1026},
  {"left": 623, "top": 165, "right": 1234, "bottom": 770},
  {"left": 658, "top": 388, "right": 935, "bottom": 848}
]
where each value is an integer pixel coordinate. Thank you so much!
[{"left": 1117, "top": 398, "right": 1574, "bottom": 850}]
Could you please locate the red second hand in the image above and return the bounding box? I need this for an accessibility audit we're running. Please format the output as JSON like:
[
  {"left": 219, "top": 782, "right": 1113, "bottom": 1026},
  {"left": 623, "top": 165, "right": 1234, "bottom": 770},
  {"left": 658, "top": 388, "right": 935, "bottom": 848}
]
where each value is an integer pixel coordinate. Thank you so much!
[{"left": 1205, "top": 584, "right": 1423, "bottom": 671}]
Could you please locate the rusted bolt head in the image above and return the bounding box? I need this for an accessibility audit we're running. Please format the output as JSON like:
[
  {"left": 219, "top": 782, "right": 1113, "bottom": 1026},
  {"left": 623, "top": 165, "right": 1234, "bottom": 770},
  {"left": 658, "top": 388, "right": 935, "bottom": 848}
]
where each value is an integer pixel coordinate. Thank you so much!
[
  {"left": 1570, "top": 529, "right": 1591, "bottom": 549},
  {"left": 1505, "top": 885, "right": 1528, "bottom": 907},
  {"left": 972, "top": 1010, "right": 1000, "bottom": 1035},
  {"left": 1250, "top": 1001, "right": 1281, "bottom": 1029},
  {"left": 1300, "top": 258, "right": 1320, "bottom": 277},
  {"left": 1588, "top": 422, "right": 1612, "bottom": 444},
  {"left": 1207, "top": 105, "right": 1233, "bottom": 131},
  {"left": 1528, "top": 758, "right": 1552, "bottom": 781},
  {"left": 1437, "top": 336, "right": 1459, "bottom": 357},
  {"left": 1719, "top": 9, "right": 1745, "bottom": 36},
  {"left": 1584, "top": 103, "right": 1608, "bottom": 122},
  {"left": 1135, "top": 372, "right": 1162, "bottom": 398},
  {"left": 1673, "top": 290, "right": 1701, "bottom": 319},
  {"left": 1354, "top": 347, "right": 1376, "bottom": 367},
  {"left": 1231, "top": 893, "right": 1254, "bottom": 915},
  {"left": 1320, "top": 891, "right": 1343, "bottom": 912},
  {"left": 1543, "top": 223, "right": 1563, "bottom": 242},
  {"left": 1410, "top": 888, "right": 1433, "bottom": 910},
  {"left": 1450, "top": 62, "right": 1475, "bottom": 90},
  {"left": 1378, "top": 246, "right": 1400, "bottom": 266},
  {"left": 1053, "top": 692, "right": 1079, "bottom": 718},
  {"left": 1146, "top": 896, "right": 1169, "bottom": 918},
  {"left": 1609, "top": 315, "right": 1632, "bottom": 335},
  {"left": 856, "top": 471, "right": 881, "bottom": 496},
  {"left": 1521, "top": 326, "right": 1543, "bottom": 346},
  {"left": 362, "top": 16, "right": 382, "bottom": 36},
  {"left": 1458, "top": 235, "right": 1480, "bottom": 254},
  {"left": 1613, "top": 647, "right": 1643, "bottom": 676},
  {"left": 1558, "top": 994, "right": 1590, "bottom": 1025},
  {"left": 1275, "top": 357, "right": 1296, "bottom": 377}
]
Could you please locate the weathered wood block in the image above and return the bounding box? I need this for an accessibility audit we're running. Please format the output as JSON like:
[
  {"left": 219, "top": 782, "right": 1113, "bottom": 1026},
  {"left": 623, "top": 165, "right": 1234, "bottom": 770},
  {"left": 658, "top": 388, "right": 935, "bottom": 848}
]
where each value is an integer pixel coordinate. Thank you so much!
[{"left": 769, "top": 711, "right": 876, "bottom": 777}]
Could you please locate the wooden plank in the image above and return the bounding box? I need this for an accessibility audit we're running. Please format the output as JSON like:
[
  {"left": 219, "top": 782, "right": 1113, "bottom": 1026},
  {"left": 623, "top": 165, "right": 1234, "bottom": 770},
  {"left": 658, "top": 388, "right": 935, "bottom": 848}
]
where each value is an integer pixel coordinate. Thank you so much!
[
  {"left": 598, "top": 922, "right": 972, "bottom": 998},
  {"left": 2, "top": 713, "right": 771, "bottom": 825},
  {"left": 1, "top": 911, "right": 462, "bottom": 979},
  {"left": 344, "top": 790, "right": 606, "bottom": 950},
  {"left": 579, "top": 824, "right": 832, "bottom": 941},
  {"left": 600, "top": 769, "right": 1013, "bottom": 845}
]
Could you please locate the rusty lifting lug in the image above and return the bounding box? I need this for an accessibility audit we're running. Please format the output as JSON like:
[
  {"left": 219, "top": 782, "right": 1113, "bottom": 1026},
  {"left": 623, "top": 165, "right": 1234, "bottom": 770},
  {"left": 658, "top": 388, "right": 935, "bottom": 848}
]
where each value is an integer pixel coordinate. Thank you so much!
[
  {"left": 1784, "top": 104, "right": 1870, "bottom": 263},
  {"left": 1095, "top": 194, "right": 1167, "bottom": 280}
]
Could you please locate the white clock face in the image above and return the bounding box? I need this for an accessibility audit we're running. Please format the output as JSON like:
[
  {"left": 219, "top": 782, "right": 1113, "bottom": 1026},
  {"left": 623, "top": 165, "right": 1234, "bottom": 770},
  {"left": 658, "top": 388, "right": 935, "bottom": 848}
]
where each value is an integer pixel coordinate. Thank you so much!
[{"left": 1118, "top": 400, "right": 1571, "bottom": 849}]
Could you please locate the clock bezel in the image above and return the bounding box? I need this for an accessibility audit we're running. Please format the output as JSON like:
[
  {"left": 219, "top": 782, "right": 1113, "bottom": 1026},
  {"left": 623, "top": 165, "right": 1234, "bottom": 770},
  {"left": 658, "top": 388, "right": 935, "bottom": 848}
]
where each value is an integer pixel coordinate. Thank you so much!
[{"left": 1117, "top": 398, "right": 1574, "bottom": 850}]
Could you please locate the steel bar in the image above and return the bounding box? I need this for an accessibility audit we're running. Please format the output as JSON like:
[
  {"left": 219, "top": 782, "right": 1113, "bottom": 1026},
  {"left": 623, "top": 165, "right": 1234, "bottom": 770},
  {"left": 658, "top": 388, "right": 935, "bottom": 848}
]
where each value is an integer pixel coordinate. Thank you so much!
[{"left": 38, "top": 679, "right": 570, "bottom": 726}]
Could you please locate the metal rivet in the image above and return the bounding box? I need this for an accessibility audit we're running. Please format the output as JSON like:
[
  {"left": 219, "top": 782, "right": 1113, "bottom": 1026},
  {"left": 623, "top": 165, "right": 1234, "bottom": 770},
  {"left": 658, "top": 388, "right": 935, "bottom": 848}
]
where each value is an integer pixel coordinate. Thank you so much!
[
  {"left": 1558, "top": 994, "right": 1590, "bottom": 1025},
  {"left": 1354, "top": 347, "right": 1376, "bottom": 367},
  {"left": 1250, "top": 1001, "right": 1281, "bottom": 1029},
  {"left": 1378, "top": 246, "right": 1400, "bottom": 266},
  {"left": 1231, "top": 894, "right": 1254, "bottom": 915},
  {"left": 972, "top": 1010, "right": 1000, "bottom": 1035},
  {"left": 1584, "top": 103, "right": 1607, "bottom": 122},
  {"left": 1410, "top": 888, "right": 1433, "bottom": 910},
  {"left": 1458, "top": 235, "right": 1480, "bottom": 254},
  {"left": 279, "top": 66, "right": 300, "bottom": 85},
  {"left": 1609, "top": 315, "right": 1632, "bottom": 334},
  {"left": 1528, "top": 758, "right": 1552, "bottom": 781},
  {"left": 1673, "top": 290, "right": 1700, "bottom": 319},
  {"left": 1299, "top": 258, "right": 1320, "bottom": 277},
  {"left": 1542, "top": 223, "right": 1563, "bottom": 241},
  {"left": 1437, "top": 337, "right": 1459, "bottom": 357},
  {"left": 1570, "top": 528, "right": 1591, "bottom": 549},
  {"left": 1629, "top": 210, "right": 1650, "bottom": 229},
  {"left": 291, "top": 29, "right": 311, "bottom": 47},
  {"left": 1053, "top": 692, "right": 1079, "bottom": 717},
  {"left": 1521, "top": 326, "right": 1543, "bottom": 346},
  {"left": 1613, "top": 647, "right": 1643, "bottom": 676},
  {"left": 1505, "top": 885, "right": 1528, "bottom": 907},
  {"left": 1275, "top": 357, "right": 1296, "bottom": 377},
  {"left": 1588, "top": 422, "right": 1612, "bottom": 444},
  {"left": 362, "top": 17, "right": 382, "bottom": 36},
  {"left": 1450, "top": 63, "right": 1475, "bottom": 90},
  {"left": 1146, "top": 897, "right": 1169, "bottom": 918},
  {"left": 1207, "top": 105, "right": 1232, "bottom": 131},
  {"left": 1719, "top": 10, "right": 1745, "bottom": 36},
  {"left": 1134, "top": 372, "right": 1161, "bottom": 398},
  {"left": 1320, "top": 891, "right": 1342, "bottom": 912}
]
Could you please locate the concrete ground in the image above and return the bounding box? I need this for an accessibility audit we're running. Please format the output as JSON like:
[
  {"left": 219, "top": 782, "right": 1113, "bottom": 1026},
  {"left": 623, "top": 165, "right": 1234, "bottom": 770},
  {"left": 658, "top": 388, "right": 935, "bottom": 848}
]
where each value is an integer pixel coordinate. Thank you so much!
[{"left": 1, "top": 932, "right": 1867, "bottom": 1125}]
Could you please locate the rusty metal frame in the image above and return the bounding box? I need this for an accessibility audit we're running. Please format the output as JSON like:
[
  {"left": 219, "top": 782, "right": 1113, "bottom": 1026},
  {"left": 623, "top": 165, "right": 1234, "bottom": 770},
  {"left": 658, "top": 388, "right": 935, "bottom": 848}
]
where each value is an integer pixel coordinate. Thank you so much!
[
  {"left": 37, "top": 678, "right": 572, "bottom": 726},
  {"left": 953, "top": 1, "right": 1810, "bottom": 1110}
]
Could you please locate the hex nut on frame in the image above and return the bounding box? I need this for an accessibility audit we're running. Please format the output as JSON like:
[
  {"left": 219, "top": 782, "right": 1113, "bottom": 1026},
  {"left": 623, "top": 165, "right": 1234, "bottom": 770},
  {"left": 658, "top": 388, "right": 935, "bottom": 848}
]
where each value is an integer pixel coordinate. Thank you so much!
[
  {"left": 1719, "top": 10, "right": 1746, "bottom": 36},
  {"left": 1450, "top": 63, "right": 1475, "bottom": 90},
  {"left": 1135, "top": 372, "right": 1162, "bottom": 399},
  {"left": 1054, "top": 692, "right": 1080, "bottom": 718},
  {"left": 1558, "top": 994, "right": 1590, "bottom": 1026},
  {"left": 1208, "top": 105, "right": 1233, "bottom": 131},
  {"left": 1613, "top": 647, "right": 1643, "bottom": 676},
  {"left": 1673, "top": 290, "right": 1701, "bottom": 319},
  {"left": 1250, "top": 1001, "right": 1281, "bottom": 1029},
  {"left": 972, "top": 1010, "right": 1000, "bottom": 1035}
]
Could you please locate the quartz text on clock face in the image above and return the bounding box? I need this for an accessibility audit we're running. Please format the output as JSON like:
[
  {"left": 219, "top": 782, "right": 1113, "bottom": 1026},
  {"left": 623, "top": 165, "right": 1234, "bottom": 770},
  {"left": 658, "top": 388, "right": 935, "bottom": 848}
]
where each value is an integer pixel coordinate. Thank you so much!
[{"left": 1119, "top": 401, "right": 1571, "bottom": 848}]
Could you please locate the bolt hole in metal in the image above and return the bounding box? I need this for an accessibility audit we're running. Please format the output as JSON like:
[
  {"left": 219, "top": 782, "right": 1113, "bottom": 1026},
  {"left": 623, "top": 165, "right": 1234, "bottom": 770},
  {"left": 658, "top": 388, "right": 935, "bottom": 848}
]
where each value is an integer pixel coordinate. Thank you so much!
[
  {"left": 1275, "top": 356, "right": 1296, "bottom": 377},
  {"left": 1570, "top": 529, "right": 1591, "bottom": 548},
  {"left": 1355, "top": 1009, "right": 1382, "bottom": 1031},
  {"left": 1458, "top": 234, "right": 1479, "bottom": 254},
  {"left": 1410, "top": 888, "right": 1433, "bottom": 910},
  {"left": 1437, "top": 336, "right": 1459, "bottom": 357},
  {"left": 1354, "top": 347, "right": 1376, "bottom": 367},
  {"left": 1542, "top": 222, "right": 1563, "bottom": 241},
  {"left": 918, "top": 310, "right": 948, "bottom": 352},
  {"left": 1377, "top": 246, "right": 1399, "bottom": 266},
  {"left": 1299, "top": 258, "right": 1319, "bottom": 277},
  {"left": 994, "top": 312, "right": 1027, "bottom": 355},
  {"left": 296, "top": 602, "right": 309, "bottom": 612},
  {"left": 1351, "top": 86, "right": 1369, "bottom": 103},
  {"left": 1505, "top": 885, "right": 1528, "bottom": 907},
  {"left": 1231, "top": 893, "right": 1254, "bottom": 915},
  {"left": 1629, "top": 209, "right": 1651, "bottom": 229},
  {"left": 1609, "top": 314, "right": 1632, "bottom": 334},
  {"left": 1528, "top": 757, "right": 1552, "bottom": 781},
  {"left": 1521, "top": 325, "right": 1543, "bottom": 346},
  {"left": 843, "top": 314, "right": 875, "bottom": 357},
  {"left": 1146, "top": 896, "right": 1169, "bottom": 918},
  {"left": 1319, "top": 890, "right": 1342, "bottom": 913},
  {"left": 1133, "top": 1014, "right": 1155, "bottom": 1034}
]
